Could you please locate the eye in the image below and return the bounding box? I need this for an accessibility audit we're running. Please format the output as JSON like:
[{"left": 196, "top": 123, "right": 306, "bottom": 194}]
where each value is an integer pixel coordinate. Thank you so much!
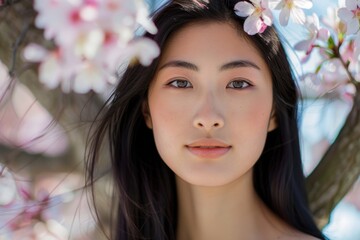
[
  {"left": 167, "top": 79, "right": 193, "bottom": 88},
  {"left": 227, "top": 80, "right": 252, "bottom": 89}
]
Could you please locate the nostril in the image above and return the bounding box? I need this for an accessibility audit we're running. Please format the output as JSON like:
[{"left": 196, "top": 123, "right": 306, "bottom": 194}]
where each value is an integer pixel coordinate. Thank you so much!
[{"left": 214, "top": 123, "right": 219, "bottom": 127}]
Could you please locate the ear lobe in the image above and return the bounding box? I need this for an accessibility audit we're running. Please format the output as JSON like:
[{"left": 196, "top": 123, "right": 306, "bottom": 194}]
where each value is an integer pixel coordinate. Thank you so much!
[
  {"left": 268, "top": 109, "right": 277, "bottom": 132},
  {"left": 142, "top": 101, "right": 153, "bottom": 129}
]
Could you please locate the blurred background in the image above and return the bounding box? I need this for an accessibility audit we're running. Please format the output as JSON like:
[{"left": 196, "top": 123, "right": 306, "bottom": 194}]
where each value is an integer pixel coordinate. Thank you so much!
[{"left": 0, "top": 0, "right": 359, "bottom": 239}]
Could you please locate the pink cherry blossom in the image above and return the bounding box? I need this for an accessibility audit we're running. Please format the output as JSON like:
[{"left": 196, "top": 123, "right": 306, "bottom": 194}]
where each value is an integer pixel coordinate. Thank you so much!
[
  {"left": 272, "top": 0, "right": 313, "bottom": 26},
  {"left": 294, "top": 13, "right": 330, "bottom": 62},
  {"left": 234, "top": 0, "right": 273, "bottom": 35},
  {"left": 302, "top": 58, "right": 351, "bottom": 97},
  {"left": 340, "top": 39, "right": 356, "bottom": 63},
  {"left": 338, "top": 0, "right": 360, "bottom": 34},
  {"left": 25, "top": 0, "right": 159, "bottom": 94}
]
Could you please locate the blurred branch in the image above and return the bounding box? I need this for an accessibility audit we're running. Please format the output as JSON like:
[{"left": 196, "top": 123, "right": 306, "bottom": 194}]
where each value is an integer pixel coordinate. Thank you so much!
[
  {"left": 0, "top": 144, "right": 78, "bottom": 175},
  {"left": 306, "top": 88, "right": 360, "bottom": 228},
  {"left": 9, "top": 19, "right": 31, "bottom": 77},
  {"left": 0, "top": 0, "right": 106, "bottom": 176},
  {"left": 0, "top": 0, "right": 22, "bottom": 10}
]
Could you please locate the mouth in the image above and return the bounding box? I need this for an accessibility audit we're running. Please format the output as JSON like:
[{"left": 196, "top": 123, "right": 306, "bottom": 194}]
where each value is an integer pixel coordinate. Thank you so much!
[{"left": 186, "top": 139, "right": 231, "bottom": 159}]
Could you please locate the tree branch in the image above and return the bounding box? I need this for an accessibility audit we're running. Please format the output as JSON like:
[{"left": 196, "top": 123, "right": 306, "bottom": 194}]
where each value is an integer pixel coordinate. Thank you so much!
[{"left": 306, "top": 90, "right": 360, "bottom": 228}]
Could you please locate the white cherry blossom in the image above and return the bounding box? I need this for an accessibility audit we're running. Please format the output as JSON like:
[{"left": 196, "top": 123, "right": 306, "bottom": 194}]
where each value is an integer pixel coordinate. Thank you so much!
[
  {"left": 25, "top": 0, "right": 159, "bottom": 94},
  {"left": 294, "top": 14, "right": 330, "bottom": 61},
  {"left": 322, "top": 7, "right": 347, "bottom": 36},
  {"left": 338, "top": 0, "right": 360, "bottom": 34},
  {"left": 272, "top": 0, "right": 313, "bottom": 26},
  {"left": 234, "top": 0, "right": 273, "bottom": 35}
]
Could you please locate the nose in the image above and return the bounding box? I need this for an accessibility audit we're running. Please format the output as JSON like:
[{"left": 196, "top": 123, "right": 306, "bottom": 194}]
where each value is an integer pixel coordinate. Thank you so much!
[{"left": 193, "top": 94, "right": 225, "bottom": 131}]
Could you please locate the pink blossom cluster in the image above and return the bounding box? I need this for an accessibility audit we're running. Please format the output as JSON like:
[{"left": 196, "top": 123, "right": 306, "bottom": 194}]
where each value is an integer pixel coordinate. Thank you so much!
[
  {"left": 234, "top": 0, "right": 313, "bottom": 35},
  {"left": 293, "top": 0, "right": 360, "bottom": 99},
  {"left": 0, "top": 164, "right": 53, "bottom": 239},
  {"left": 338, "top": 0, "right": 360, "bottom": 61},
  {"left": 0, "top": 164, "right": 93, "bottom": 239},
  {"left": 24, "top": 0, "right": 160, "bottom": 94},
  {"left": 234, "top": 0, "right": 360, "bottom": 99}
]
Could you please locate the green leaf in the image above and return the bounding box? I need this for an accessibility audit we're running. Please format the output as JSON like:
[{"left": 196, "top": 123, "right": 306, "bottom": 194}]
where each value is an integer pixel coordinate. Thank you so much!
[
  {"left": 328, "top": 36, "right": 335, "bottom": 49},
  {"left": 315, "top": 63, "right": 323, "bottom": 74}
]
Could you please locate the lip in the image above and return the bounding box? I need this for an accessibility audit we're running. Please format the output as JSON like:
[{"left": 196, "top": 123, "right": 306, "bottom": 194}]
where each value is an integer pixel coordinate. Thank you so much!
[{"left": 186, "top": 139, "right": 231, "bottom": 159}]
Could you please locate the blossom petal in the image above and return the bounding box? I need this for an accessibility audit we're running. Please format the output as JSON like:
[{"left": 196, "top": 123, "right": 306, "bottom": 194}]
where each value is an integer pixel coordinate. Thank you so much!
[
  {"left": 262, "top": 9, "right": 273, "bottom": 25},
  {"left": 273, "top": 0, "right": 285, "bottom": 10},
  {"left": 294, "top": 39, "right": 313, "bottom": 51},
  {"left": 0, "top": 166, "right": 18, "bottom": 206},
  {"left": 23, "top": 44, "right": 48, "bottom": 62},
  {"left": 279, "top": 7, "right": 291, "bottom": 26},
  {"left": 136, "top": 2, "right": 158, "bottom": 34},
  {"left": 291, "top": 7, "right": 306, "bottom": 24},
  {"left": 294, "top": 0, "right": 313, "bottom": 9},
  {"left": 73, "top": 66, "right": 104, "bottom": 94},
  {"left": 39, "top": 54, "right": 62, "bottom": 89},
  {"left": 318, "top": 28, "right": 330, "bottom": 41},
  {"left": 312, "top": 13, "right": 320, "bottom": 28},
  {"left": 338, "top": 8, "right": 354, "bottom": 22},
  {"left": 73, "top": 74, "right": 91, "bottom": 94},
  {"left": 345, "top": 0, "right": 358, "bottom": 10},
  {"left": 127, "top": 38, "right": 160, "bottom": 66},
  {"left": 234, "top": 1, "right": 255, "bottom": 17},
  {"left": 244, "top": 15, "right": 262, "bottom": 35},
  {"left": 268, "top": 0, "right": 280, "bottom": 9},
  {"left": 347, "top": 18, "right": 360, "bottom": 34}
]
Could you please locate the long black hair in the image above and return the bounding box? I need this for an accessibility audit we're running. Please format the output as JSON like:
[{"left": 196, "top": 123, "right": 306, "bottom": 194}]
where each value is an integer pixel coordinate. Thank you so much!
[{"left": 87, "top": 0, "right": 326, "bottom": 239}]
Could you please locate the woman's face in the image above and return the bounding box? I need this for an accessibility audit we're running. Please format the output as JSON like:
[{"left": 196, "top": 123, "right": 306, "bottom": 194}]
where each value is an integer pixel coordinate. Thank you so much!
[{"left": 144, "top": 22, "right": 276, "bottom": 187}]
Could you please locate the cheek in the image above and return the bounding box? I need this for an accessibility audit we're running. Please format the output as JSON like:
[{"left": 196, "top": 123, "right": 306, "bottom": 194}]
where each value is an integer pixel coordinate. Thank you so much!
[
  {"left": 228, "top": 93, "right": 273, "bottom": 157},
  {"left": 149, "top": 94, "right": 188, "bottom": 134},
  {"left": 229, "top": 91, "right": 273, "bottom": 129},
  {"left": 147, "top": 93, "right": 188, "bottom": 163}
]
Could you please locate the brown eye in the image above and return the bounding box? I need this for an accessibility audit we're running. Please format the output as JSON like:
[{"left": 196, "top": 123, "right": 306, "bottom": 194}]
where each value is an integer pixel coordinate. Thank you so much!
[
  {"left": 227, "top": 80, "right": 251, "bottom": 89},
  {"left": 168, "top": 79, "right": 193, "bottom": 88}
]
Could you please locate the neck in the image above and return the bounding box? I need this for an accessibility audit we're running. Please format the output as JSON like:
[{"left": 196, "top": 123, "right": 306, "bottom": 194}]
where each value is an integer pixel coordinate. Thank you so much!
[{"left": 175, "top": 170, "right": 293, "bottom": 240}]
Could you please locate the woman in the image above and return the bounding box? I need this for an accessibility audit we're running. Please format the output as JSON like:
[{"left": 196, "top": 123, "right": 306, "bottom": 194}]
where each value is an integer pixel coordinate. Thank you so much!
[{"left": 87, "top": 0, "right": 326, "bottom": 239}]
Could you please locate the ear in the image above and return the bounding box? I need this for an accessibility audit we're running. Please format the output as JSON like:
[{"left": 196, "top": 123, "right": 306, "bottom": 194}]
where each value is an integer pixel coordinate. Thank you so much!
[
  {"left": 268, "top": 108, "right": 277, "bottom": 132},
  {"left": 142, "top": 101, "right": 153, "bottom": 129}
]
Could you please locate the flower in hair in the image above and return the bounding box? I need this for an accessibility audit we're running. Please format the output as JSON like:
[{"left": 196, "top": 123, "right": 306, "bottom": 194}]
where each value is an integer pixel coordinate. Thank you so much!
[
  {"left": 272, "top": 0, "right": 313, "bottom": 26},
  {"left": 234, "top": 0, "right": 273, "bottom": 35}
]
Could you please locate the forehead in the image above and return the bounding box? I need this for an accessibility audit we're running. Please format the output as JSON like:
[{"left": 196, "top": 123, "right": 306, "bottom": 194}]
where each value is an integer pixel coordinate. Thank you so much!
[{"left": 159, "top": 22, "right": 270, "bottom": 73}]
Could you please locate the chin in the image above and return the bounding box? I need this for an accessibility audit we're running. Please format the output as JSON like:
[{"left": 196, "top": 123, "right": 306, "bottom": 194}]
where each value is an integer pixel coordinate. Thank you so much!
[{"left": 175, "top": 168, "right": 252, "bottom": 187}]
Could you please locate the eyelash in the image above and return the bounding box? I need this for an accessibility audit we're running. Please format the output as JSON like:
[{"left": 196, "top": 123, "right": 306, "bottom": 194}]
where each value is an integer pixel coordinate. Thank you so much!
[
  {"left": 226, "top": 80, "right": 252, "bottom": 89},
  {"left": 166, "top": 79, "right": 252, "bottom": 89},
  {"left": 167, "top": 79, "right": 193, "bottom": 88}
]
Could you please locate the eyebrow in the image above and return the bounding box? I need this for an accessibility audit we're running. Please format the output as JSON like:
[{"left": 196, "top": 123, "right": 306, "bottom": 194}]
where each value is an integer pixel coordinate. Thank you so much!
[
  {"left": 159, "top": 60, "right": 199, "bottom": 71},
  {"left": 220, "top": 60, "right": 260, "bottom": 71},
  {"left": 158, "top": 60, "right": 261, "bottom": 71}
]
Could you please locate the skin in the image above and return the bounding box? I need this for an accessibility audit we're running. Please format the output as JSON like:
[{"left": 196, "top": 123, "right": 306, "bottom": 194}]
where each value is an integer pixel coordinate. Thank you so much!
[{"left": 143, "top": 22, "right": 316, "bottom": 240}]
